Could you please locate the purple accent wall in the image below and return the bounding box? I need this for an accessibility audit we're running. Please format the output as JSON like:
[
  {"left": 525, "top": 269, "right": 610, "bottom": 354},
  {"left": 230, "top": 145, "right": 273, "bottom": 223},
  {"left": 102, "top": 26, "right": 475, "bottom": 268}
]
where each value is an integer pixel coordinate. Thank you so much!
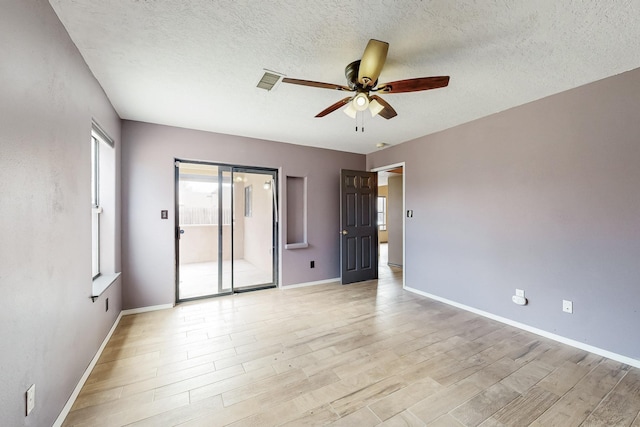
[
  {"left": 121, "top": 121, "right": 364, "bottom": 309},
  {"left": 368, "top": 68, "right": 640, "bottom": 361},
  {"left": 4, "top": 4, "right": 638, "bottom": 424},
  {"left": 0, "top": 1, "right": 122, "bottom": 425}
]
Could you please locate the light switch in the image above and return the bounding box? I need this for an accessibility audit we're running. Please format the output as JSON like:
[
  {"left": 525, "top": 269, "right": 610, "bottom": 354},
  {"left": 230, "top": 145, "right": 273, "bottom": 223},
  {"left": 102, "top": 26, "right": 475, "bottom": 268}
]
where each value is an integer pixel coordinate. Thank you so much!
[
  {"left": 161, "top": 210, "right": 168, "bottom": 219},
  {"left": 26, "top": 384, "right": 35, "bottom": 416}
]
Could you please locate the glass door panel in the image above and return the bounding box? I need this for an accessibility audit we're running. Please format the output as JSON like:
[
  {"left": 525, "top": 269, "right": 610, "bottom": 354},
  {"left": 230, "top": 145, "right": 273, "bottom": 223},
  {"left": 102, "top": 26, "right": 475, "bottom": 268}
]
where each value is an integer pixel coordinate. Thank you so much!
[
  {"left": 176, "top": 162, "right": 232, "bottom": 301},
  {"left": 232, "top": 168, "right": 277, "bottom": 291}
]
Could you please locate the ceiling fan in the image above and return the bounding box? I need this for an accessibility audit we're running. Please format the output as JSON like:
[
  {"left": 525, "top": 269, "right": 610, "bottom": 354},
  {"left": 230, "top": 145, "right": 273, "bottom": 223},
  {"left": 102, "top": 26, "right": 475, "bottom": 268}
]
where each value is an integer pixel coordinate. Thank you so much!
[{"left": 282, "top": 39, "right": 450, "bottom": 120}]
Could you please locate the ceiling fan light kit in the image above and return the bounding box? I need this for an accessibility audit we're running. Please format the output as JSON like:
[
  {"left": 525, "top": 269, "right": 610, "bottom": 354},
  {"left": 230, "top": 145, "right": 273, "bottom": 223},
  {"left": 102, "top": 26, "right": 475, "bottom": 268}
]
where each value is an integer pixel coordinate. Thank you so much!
[
  {"left": 282, "top": 38, "right": 450, "bottom": 124},
  {"left": 353, "top": 93, "right": 370, "bottom": 111},
  {"left": 343, "top": 102, "right": 357, "bottom": 119},
  {"left": 368, "top": 98, "right": 384, "bottom": 117}
]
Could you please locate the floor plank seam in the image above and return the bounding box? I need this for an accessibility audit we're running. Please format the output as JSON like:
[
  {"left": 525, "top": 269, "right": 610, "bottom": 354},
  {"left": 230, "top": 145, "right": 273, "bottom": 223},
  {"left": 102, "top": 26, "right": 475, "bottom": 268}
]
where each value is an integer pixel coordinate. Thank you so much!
[{"left": 585, "top": 368, "right": 629, "bottom": 423}]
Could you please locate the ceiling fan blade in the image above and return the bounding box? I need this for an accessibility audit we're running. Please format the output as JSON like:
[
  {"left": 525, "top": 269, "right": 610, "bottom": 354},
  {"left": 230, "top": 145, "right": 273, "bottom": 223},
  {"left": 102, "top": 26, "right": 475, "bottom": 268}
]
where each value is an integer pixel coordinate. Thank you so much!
[
  {"left": 358, "top": 39, "right": 389, "bottom": 87},
  {"left": 282, "top": 77, "right": 352, "bottom": 92},
  {"left": 376, "top": 76, "right": 450, "bottom": 93},
  {"left": 369, "top": 95, "right": 397, "bottom": 119},
  {"left": 315, "top": 97, "right": 353, "bottom": 118}
]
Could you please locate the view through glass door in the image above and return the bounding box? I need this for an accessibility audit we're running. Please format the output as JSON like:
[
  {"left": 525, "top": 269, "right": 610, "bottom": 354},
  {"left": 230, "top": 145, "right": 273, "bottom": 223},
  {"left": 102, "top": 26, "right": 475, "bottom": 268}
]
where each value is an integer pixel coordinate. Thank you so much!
[
  {"left": 176, "top": 161, "right": 277, "bottom": 301},
  {"left": 233, "top": 168, "right": 277, "bottom": 292}
]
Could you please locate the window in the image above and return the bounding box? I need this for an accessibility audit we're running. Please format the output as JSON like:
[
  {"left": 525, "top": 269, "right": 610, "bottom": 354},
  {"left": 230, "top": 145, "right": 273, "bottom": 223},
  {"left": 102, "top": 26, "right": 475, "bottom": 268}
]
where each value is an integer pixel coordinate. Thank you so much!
[
  {"left": 91, "top": 132, "right": 101, "bottom": 278},
  {"left": 377, "top": 196, "right": 387, "bottom": 231},
  {"left": 90, "top": 122, "right": 119, "bottom": 299}
]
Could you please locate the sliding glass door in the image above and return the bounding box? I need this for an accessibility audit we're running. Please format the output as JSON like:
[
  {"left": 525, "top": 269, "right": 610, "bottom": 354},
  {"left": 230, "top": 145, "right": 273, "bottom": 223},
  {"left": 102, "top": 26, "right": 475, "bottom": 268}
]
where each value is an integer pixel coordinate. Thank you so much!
[
  {"left": 232, "top": 168, "right": 277, "bottom": 292},
  {"left": 175, "top": 161, "right": 277, "bottom": 301}
]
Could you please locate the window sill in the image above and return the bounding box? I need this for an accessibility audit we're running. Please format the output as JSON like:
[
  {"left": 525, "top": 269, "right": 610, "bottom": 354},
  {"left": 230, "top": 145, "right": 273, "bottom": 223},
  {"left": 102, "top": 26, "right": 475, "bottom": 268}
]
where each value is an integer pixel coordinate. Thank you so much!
[
  {"left": 91, "top": 272, "right": 121, "bottom": 302},
  {"left": 285, "top": 242, "right": 309, "bottom": 250}
]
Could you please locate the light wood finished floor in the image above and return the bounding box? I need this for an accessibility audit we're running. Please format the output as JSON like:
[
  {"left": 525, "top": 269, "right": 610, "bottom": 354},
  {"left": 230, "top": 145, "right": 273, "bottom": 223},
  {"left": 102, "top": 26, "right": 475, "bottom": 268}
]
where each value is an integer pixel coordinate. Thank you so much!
[{"left": 64, "top": 265, "right": 640, "bottom": 426}]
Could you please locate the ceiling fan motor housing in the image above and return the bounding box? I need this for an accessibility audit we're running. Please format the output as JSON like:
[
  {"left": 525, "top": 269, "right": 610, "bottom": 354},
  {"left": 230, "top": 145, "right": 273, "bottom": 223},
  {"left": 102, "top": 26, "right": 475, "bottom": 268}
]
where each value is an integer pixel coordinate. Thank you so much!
[{"left": 345, "top": 60, "right": 377, "bottom": 91}]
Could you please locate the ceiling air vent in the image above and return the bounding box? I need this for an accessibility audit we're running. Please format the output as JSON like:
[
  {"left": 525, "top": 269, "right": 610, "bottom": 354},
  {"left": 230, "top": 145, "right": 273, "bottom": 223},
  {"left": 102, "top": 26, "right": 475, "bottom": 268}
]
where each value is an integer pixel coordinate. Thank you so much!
[{"left": 256, "top": 70, "right": 284, "bottom": 91}]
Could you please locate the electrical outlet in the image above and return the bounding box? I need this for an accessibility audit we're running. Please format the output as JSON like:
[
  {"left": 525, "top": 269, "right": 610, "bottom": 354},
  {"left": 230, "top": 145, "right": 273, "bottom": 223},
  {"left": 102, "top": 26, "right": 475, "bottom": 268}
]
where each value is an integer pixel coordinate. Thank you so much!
[
  {"left": 563, "top": 300, "right": 573, "bottom": 314},
  {"left": 26, "top": 384, "right": 35, "bottom": 416},
  {"left": 105, "top": 298, "right": 109, "bottom": 312},
  {"left": 310, "top": 261, "right": 315, "bottom": 268}
]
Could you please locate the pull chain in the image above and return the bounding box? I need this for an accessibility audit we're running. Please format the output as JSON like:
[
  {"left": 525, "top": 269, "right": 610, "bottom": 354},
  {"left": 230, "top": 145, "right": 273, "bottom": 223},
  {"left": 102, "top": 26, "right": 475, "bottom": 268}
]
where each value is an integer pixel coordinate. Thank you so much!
[{"left": 354, "top": 112, "right": 366, "bottom": 132}]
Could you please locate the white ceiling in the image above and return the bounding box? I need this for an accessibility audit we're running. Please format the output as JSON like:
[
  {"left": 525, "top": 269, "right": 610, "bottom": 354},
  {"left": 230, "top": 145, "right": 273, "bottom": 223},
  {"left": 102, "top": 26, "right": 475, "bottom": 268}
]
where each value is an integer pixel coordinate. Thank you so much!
[{"left": 49, "top": 1, "right": 640, "bottom": 154}]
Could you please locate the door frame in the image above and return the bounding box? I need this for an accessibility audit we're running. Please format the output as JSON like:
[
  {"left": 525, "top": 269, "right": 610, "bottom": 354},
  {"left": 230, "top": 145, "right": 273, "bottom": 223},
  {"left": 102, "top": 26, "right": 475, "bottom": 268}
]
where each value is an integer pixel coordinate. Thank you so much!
[
  {"left": 174, "top": 158, "right": 279, "bottom": 303},
  {"left": 371, "top": 162, "right": 406, "bottom": 290}
]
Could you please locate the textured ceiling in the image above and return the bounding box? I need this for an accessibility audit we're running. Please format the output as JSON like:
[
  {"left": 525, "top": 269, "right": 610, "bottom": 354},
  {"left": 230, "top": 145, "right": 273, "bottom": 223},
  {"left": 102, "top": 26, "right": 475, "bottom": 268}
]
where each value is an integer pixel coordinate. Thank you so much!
[{"left": 49, "top": 1, "right": 640, "bottom": 154}]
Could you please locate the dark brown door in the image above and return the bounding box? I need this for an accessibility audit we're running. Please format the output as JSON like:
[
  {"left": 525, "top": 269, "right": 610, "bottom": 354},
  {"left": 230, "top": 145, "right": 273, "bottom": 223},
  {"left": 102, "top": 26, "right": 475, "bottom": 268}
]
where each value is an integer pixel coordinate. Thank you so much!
[{"left": 341, "top": 169, "right": 378, "bottom": 284}]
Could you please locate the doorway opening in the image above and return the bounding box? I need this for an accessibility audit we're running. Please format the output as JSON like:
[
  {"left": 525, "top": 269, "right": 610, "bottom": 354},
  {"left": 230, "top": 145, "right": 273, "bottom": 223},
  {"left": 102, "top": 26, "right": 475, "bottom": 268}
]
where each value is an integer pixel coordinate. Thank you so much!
[
  {"left": 374, "top": 164, "right": 405, "bottom": 287},
  {"left": 175, "top": 160, "right": 278, "bottom": 302}
]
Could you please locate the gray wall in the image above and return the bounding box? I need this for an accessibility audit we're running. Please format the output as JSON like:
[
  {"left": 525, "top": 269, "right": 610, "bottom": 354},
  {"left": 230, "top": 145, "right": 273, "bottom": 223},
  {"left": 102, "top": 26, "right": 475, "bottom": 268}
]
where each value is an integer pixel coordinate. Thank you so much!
[
  {"left": 368, "top": 67, "right": 640, "bottom": 361},
  {"left": 121, "top": 121, "right": 364, "bottom": 309},
  {"left": 0, "top": 1, "right": 122, "bottom": 425}
]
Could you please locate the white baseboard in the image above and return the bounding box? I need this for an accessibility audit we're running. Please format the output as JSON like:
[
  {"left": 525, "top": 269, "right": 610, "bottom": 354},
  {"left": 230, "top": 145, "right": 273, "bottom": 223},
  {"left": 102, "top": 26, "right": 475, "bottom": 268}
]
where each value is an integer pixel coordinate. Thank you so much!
[
  {"left": 121, "top": 303, "right": 174, "bottom": 315},
  {"left": 53, "top": 302, "right": 175, "bottom": 425},
  {"left": 282, "top": 277, "right": 340, "bottom": 289},
  {"left": 53, "top": 312, "right": 123, "bottom": 427},
  {"left": 405, "top": 286, "right": 640, "bottom": 369}
]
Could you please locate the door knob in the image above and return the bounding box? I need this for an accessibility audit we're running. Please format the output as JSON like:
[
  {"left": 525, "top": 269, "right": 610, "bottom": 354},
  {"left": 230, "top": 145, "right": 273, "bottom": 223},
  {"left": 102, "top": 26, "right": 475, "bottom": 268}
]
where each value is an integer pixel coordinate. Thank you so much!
[{"left": 341, "top": 230, "right": 348, "bottom": 235}]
